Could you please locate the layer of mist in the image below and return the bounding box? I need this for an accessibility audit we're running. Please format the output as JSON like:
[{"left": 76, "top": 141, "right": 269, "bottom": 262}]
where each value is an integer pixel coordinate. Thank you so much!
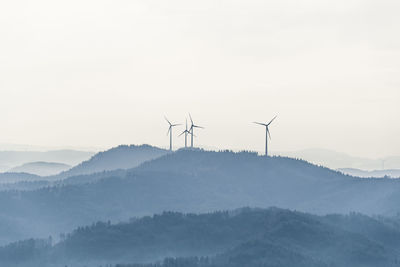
[{"left": 1, "top": 149, "right": 400, "bottom": 246}]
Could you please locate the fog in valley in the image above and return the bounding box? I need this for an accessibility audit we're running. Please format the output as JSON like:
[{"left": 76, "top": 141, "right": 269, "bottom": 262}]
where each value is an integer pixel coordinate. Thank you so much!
[{"left": 0, "top": 0, "right": 399, "bottom": 266}]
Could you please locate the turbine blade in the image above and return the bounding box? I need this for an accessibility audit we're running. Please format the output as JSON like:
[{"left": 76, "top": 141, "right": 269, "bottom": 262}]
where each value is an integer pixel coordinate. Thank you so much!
[
  {"left": 267, "top": 128, "right": 271, "bottom": 140},
  {"left": 164, "top": 116, "right": 172, "bottom": 126},
  {"left": 167, "top": 126, "right": 171, "bottom": 136},
  {"left": 253, "top": 122, "right": 267, "bottom": 126},
  {"left": 172, "top": 123, "right": 181, "bottom": 127},
  {"left": 193, "top": 124, "right": 204, "bottom": 129},
  {"left": 189, "top": 113, "right": 194, "bottom": 125},
  {"left": 178, "top": 131, "right": 186, "bottom": 137},
  {"left": 266, "top": 115, "right": 277, "bottom": 126}
]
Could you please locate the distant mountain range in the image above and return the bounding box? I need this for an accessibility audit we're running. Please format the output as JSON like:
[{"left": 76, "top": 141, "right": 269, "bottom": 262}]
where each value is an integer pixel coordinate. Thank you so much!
[
  {"left": 2, "top": 149, "right": 400, "bottom": 245},
  {"left": 278, "top": 148, "right": 400, "bottom": 170},
  {"left": 0, "top": 150, "right": 94, "bottom": 172},
  {"left": 338, "top": 168, "right": 400, "bottom": 178},
  {"left": 2, "top": 208, "right": 400, "bottom": 267},
  {"left": 9, "top": 162, "right": 71, "bottom": 177},
  {"left": 0, "top": 145, "right": 169, "bottom": 190},
  {"left": 1, "top": 146, "right": 398, "bottom": 178}
]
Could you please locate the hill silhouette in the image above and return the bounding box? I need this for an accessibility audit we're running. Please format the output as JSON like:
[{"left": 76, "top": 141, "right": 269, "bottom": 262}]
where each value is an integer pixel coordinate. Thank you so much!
[
  {"left": 0, "top": 150, "right": 93, "bottom": 172},
  {"left": 9, "top": 162, "right": 71, "bottom": 176},
  {"left": 1, "top": 149, "right": 400, "bottom": 245},
  {"left": 56, "top": 145, "right": 169, "bottom": 178},
  {"left": 1, "top": 208, "right": 400, "bottom": 267}
]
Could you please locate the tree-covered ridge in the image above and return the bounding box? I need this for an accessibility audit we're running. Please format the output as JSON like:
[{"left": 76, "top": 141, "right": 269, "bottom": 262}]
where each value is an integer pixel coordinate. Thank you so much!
[
  {"left": 2, "top": 208, "right": 400, "bottom": 267},
  {"left": 2, "top": 149, "right": 400, "bottom": 246},
  {"left": 56, "top": 144, "right": 169, "bottom": 178}
]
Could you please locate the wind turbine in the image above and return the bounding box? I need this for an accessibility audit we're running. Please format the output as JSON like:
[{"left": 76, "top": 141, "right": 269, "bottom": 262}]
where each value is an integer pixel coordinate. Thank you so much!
[
  {"left": 165, "top": 116, "right": 180, "bottom": 151},
  {"left": 179, "top": 119, "right": 191, "bottom": 148},
  {"left": 253, "top": 115, "right": 277, "bottom": 156},
  {"left": 189, "top": 114, "right": 204, "bottom": 148}
]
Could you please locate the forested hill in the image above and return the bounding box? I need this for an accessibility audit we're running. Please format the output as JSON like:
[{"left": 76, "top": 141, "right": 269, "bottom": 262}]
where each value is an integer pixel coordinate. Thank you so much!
[
  {"left": 56, "top": 144, "right": 169, "bottom": 178},
  {"left": 0, "top": 172, "right": 41, "bottom": 183},
  {"left": 2, "top": 149, "right": 400, "bottom": 245},
  {"left": 2, "top": 208, "right": 400, "bottom": 267}
]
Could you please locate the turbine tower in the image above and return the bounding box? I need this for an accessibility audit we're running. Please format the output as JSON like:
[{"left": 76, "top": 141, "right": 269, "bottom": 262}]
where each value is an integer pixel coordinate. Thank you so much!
[
  {"left": 253, "top": 115, "right": 277, "bottom": 156},
  {"left": 189, "top": 114, "right": 204, "bottom": 148},
  {"left": 165, "top": 116, "right": 180, "bottom": 151},
  {"left": 179, "top": 119, "right": 191, "bottom": 148}
]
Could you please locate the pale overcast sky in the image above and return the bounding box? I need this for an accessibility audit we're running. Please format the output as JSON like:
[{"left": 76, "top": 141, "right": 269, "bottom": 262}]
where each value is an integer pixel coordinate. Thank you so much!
[{"left": 0, "top": 0, "right": 399, "bottom": 157}]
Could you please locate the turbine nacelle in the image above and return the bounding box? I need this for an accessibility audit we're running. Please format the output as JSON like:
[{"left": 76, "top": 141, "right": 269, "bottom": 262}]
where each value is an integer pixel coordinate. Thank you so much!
[
  {"left": 165, "top": 116, "right": 181, "bottom": 135},
  {"left": 179, "top": 129, "right": 191, "bottom": 137}
]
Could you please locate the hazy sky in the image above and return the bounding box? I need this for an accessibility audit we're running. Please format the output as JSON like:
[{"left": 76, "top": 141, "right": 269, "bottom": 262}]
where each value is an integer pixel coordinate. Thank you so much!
[{"left": 0, "top": 0, "right": 399, "bottom": 157}]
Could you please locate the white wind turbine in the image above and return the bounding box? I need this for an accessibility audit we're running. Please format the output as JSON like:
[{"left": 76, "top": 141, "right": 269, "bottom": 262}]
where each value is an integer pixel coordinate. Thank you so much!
[
  {"left": 189, "top": 114, "right": 204, "bottom": 148},
  {"left": 253, "top": 115, "right": 277, "bottom": 156},
  {"left": 179, "top": 119, "right": 191, "bottom": 148},
  {"left": 165, "top": 116, "right": 180, "bottom": 151}
]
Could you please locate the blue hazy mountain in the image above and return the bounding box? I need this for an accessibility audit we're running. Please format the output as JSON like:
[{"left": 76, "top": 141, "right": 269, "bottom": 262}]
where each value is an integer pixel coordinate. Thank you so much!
[
  {"left": 338, "top": 168, "right": 400, "bottom": 178},
  {"left": 0, "top": 145, "right": 168, "bottom": 186},
  {"left": 8, "top": 162, "right": 71, "bottom": 176},
  {"left": 56, "top": 144, "right": 169, "bottom": 178},
  {"left": 0, "top": 150, "right": 94, "bottom": 172},
  {"left": 1, "top": 208, "right": 400, "bottom": 267},
  {"left": 2, "top": 149, "right": 400, "bottom": 245},
  {"left": 0, "top": 171, "right": 122, "bottom": 192},
  {"left": 279, "top": 148, "right": 400, "bottom": 170}
]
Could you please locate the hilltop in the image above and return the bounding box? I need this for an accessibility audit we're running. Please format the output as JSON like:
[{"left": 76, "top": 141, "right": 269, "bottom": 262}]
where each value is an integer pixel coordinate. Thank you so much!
[
  {"left": 0, "top": 144, "right": 168, "bottom": 188},
  {"left": 0, "top": 150, "right": 94, "bottom": 172},
  {"left": 9, "top": 162, "right": 71, "bottom": 176},
  {"left": 56, "top": 145, "right": 169, "bottom": 178}
]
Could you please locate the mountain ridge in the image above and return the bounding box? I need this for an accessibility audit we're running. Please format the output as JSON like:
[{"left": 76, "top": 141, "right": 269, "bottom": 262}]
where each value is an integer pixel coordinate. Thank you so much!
[
  {"left": 0, "top": 150, "right": 94, "bottom": 172},
  {"left": 338, "top": 168, "right": 400, "bottom": 178},
  {"left": 1, "top": 149, "right": 400, "bottom": 245},
  {"left": 278, "top": 148, "right": 400, "bottom": 170},
  {"left": 2, "top": 207, "right": 400, "bottom": 267},
  {"left": 55, "top": 144, "right": 169, "bottom": 179},
  {"left": 9, "top": 162, "right": 71, "bottom": 176}
]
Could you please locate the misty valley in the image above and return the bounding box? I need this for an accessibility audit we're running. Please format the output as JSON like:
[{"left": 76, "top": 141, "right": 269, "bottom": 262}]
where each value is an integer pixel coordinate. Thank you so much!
[
  {"left": 0, "top": 145, "right": 400, "bottom": 266},
  {"left": 2, "top": 0, "right": 398, "bottom": 265}
]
